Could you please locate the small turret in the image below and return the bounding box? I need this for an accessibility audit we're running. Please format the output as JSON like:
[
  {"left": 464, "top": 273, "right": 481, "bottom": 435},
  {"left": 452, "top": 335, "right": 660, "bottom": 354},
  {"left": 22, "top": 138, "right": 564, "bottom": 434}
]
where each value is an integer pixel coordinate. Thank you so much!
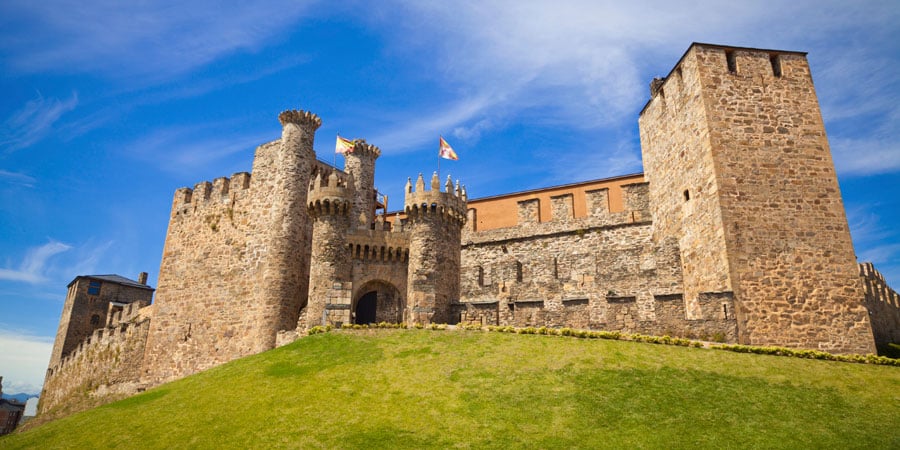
[
  {"left": 404, "top": 172, "right": 468, "bottom": 324},
  {"left": 343, "top": 139, "right": 382, "bottom": 229}
]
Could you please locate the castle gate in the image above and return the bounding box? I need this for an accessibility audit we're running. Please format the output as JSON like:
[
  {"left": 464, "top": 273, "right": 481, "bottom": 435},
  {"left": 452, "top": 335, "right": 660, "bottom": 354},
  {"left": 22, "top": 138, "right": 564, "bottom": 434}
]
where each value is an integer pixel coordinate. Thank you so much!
[{"left": 353, "top": 280, "right": 403, "bottom": 324}]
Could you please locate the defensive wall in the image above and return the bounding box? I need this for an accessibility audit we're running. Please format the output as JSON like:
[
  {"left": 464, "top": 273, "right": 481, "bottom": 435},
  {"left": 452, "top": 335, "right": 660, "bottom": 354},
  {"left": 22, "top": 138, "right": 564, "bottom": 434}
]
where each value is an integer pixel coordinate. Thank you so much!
[
  {"left": 41, "top": 301, "right": 152, "bottom": 413},
  {"left": 860, "top": 263, "right": 900, "bottom": 350},
  {"left": 459, "top": 181, "right": 737, "bottom": 340}
]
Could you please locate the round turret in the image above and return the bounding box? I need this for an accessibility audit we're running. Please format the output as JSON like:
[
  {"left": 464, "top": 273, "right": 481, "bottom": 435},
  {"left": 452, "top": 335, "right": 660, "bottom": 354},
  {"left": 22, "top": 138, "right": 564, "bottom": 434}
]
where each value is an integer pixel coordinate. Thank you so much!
[
  {"left": 343, "top": 139, "right": 381, "bottom": 228},
  {"left": 404, "top": 172, "right": 467, "bottom": 325},
  {"left": 308, "top": 171, "right": 355, "bottom": 218}
]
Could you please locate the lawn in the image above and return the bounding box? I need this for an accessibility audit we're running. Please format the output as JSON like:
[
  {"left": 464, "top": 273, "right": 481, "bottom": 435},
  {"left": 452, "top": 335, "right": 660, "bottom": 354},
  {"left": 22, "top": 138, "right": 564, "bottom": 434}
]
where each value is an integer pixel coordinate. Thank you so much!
[{"left": 4, "top": 329, "right": 899, "bottom": 449}]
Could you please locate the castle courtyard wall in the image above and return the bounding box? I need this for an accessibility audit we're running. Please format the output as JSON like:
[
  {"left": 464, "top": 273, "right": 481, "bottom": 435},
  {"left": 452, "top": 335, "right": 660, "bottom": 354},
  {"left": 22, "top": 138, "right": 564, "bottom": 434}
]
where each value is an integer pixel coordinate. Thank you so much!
[{"left": 459, "top": 183, "right": 737, "bottom": 340}]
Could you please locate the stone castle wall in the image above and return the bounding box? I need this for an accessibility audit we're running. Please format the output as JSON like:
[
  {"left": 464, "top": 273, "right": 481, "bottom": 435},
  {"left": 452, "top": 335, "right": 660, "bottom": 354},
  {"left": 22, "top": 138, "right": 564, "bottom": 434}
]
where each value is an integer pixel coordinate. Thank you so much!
[
  {"left": 459, "top": 182, "right": 737, "bottom": 340},
  {"left": 860, "top": 263, "right": 900, "bottom": 348},
  {"left": 640, "top": 44, "right": 874, "bottom": 354},
  {"left": 41, "top": 303, "right": 152, "bottom": 413}
]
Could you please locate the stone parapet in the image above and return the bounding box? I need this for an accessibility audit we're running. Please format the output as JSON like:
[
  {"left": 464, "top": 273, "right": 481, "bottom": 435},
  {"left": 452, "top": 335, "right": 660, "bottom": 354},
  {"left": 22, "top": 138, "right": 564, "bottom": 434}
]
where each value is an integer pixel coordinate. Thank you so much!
[
  {"left": 404, "top": 172, "right": 467, "bottom": 225},
  {"left": 308, "top": 171, "right": 354, "bottom": 218}
]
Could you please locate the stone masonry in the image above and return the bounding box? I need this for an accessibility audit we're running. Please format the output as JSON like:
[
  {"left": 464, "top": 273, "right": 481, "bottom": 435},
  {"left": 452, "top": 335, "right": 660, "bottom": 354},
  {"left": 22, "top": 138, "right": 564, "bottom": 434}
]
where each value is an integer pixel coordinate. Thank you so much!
[{"left": 42, "top": 42, "right": 898, "bottom": 418}]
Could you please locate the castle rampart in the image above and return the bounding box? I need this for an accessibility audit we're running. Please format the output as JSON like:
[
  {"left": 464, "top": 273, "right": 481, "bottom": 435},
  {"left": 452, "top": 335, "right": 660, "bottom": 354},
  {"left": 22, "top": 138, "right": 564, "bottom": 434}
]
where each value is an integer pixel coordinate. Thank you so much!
[
  {"left": 41, "top": 309, "right": 151, "bottom": 414},
  {"left": 860, "top": 262, "right": 900, "bottom": 350}
]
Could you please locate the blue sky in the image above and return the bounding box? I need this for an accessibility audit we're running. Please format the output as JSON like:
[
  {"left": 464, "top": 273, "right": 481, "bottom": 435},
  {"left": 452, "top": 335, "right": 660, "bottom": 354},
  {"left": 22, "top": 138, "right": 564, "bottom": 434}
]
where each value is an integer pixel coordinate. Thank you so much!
[{"left": 1, "top": 1, "right": 898, "bottom": 394}]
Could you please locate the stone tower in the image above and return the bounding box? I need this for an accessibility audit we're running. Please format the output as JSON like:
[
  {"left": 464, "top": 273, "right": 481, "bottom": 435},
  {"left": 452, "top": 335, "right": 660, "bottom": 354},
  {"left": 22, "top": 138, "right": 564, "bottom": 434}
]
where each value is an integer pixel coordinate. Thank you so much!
[
  {"left": 344, "top": 140, "right": 381, "bottom": 228},
  {"left": 262, "top": 110, "right": 322, "bottom": 338},
  {"left": 404, "top": 173, "right": 467, "bottom": 324},
  {"left": 306, "top": 170, "right": 355, "bottom": 327},
  {"left": 142, "top": 109, "right": 321, "bottom": 383},
  {"left": 639, "top": 43, "right": 874, "bottom": 353}
]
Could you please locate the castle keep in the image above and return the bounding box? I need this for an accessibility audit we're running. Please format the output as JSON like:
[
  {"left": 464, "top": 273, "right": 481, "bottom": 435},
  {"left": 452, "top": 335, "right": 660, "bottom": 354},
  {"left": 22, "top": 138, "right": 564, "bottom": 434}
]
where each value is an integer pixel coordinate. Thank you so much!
[{"left": 42, "top": 43, "right": 900, "bottom": 415}]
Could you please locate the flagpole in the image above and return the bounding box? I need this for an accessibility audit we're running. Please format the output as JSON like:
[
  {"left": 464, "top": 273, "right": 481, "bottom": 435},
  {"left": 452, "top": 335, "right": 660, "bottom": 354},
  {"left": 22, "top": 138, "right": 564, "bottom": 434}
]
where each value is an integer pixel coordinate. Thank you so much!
[{"left": 334, "top": 132, "right": 338, "bottom": 167}]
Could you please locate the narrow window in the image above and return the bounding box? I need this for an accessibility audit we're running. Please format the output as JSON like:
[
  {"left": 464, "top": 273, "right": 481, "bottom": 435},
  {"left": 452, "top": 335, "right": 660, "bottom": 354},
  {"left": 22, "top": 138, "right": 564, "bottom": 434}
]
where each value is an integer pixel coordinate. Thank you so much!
[
  {"left": 90, "top": 314, "right": 100, "bottom": 326},
  {"left": 477, "top": 266, "right": 485, "bottom": 287},
  {"left": 725, "top": 50, "right": 737, "bottom": 73},
  {"left": 515, "top": 261, "right": 523, "bottom": 282},
  {"left": 683, "top": 190, "right": 690, "bottom": 201},
  {"left": 722, "top": 304, "right": 729, "bottom": 319},
  {"left": 675, "top": 66, "right": 683, "bottom": 83},
  {"left": 770, "top": 54, "right": 782, "bottom": 77},
  {"left": 553, "top": 257, "right": 559, "bottom": 279},
  {"left": 87, "top": 280, "right": 101, "bottom": 295}
]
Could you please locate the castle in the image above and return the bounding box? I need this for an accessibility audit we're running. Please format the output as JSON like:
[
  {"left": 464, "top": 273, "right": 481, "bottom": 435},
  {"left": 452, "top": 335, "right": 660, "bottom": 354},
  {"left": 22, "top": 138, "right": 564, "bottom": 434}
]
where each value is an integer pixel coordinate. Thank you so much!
[{"left": 41, "top": 43, "right": 900, "bottom": 416}]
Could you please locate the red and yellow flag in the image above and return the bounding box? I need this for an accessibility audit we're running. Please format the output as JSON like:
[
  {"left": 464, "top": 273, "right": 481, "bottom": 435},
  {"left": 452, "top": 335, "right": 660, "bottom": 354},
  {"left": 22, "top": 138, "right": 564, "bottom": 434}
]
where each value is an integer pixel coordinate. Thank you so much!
[
  {"left": 335, "top": 135, "right": 354, "bottom": 154},
  {"left": 439, "top": 136, "right": 458, "bottom": 160}
]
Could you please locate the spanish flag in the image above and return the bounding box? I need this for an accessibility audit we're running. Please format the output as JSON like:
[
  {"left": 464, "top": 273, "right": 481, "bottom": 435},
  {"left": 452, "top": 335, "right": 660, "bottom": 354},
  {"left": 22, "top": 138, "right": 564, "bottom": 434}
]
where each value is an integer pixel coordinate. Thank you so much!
[
  {"left": 439, "top": 136, "right": 458, "bottom": 160},
  {"left": 335, "top": 135, "right": 354, "bottom": 154}
]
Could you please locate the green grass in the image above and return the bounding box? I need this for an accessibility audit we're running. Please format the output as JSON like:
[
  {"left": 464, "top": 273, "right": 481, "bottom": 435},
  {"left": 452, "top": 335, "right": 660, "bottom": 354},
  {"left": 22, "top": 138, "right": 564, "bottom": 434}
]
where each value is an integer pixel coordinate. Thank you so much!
[{"left": 4, "top": 329, "right": 899, "bottom": 449}]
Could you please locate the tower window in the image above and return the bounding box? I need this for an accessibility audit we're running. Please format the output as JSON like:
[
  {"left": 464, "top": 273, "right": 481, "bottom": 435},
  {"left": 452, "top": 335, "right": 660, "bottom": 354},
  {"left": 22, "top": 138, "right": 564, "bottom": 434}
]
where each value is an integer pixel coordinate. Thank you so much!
[
  {"left": 683, "top": 190, "right": 690, "bottom": 201},
  {"left": 725, "top": 50, "right": 737, "bottom": 73},
  {"left": 87, "top": 280, "right": 102, "bottom": 295},
  {"left": 515, "top": 261, "right": 523, "bottom": 282},
  {"left": 770, "top": 54, "right": 782, "bottom": 77},
  {"left": 90, "top": 314, "right": 100, "bottom": 326}
]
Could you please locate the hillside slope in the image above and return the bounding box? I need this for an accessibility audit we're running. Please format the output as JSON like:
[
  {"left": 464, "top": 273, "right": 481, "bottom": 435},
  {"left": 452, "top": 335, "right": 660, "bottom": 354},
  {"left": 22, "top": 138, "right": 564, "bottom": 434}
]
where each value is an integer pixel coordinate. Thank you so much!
[{"left": 3, "top": 329, "right": 899, "bottom": 449}]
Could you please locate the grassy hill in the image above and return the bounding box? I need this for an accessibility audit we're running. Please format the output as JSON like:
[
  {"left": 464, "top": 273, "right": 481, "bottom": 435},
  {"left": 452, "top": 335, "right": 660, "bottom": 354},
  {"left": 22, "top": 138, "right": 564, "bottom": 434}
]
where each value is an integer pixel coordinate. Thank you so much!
[{"left": 3, "top": 329, "right": 899, "bottom": 449}]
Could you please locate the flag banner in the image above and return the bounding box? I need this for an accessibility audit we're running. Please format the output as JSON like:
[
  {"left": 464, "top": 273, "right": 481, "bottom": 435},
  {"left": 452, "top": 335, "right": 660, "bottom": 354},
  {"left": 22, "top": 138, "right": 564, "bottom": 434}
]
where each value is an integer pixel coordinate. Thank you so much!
[
  {"left": 336, "top": 135, "right": 354, "bottom": 154},
  {"left": 439, "top": 136, "right": 459, "bottom": 160}
]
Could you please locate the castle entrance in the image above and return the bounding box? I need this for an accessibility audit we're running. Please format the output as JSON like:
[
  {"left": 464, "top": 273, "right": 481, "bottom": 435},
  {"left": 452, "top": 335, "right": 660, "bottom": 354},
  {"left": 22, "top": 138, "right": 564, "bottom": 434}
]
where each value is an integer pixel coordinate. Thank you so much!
[
  {"left": 356, "top": 292, "right": 378, "bottom": 324},
  {"left": 353, "top": 280, "right": 403, "bottom": 324}
]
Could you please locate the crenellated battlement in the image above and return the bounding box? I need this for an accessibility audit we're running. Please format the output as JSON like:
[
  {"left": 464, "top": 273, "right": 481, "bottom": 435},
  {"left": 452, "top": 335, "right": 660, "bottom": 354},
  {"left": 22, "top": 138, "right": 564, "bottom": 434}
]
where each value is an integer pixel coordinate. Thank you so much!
[
  {"left": 308, "top": 171, "right": 355, "bottom": 217},
  {"left": 171, "top": 172, "right": 252, "bottom": 212},
  {"left": 349, "top": 139, "right": 381, "bottom": 159},
  {"left": 277, "top": 109, "right": 322, "bottom": 129},
  {"left": 404, "top": 172, "right": 468, "bottom": 225}
]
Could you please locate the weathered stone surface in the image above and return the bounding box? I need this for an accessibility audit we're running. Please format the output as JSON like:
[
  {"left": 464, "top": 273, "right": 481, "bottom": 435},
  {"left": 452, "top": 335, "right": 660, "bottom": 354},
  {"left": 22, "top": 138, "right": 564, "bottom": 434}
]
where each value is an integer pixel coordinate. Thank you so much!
[{"left": 639, "top": 44, "right": 874, "bottom": 353}]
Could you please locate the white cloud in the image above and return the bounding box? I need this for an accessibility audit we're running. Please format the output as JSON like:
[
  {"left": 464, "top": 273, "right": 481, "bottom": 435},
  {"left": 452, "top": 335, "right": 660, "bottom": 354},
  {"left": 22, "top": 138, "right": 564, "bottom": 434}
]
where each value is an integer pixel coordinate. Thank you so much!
[
  {"left": 0, "top": 92, "right": 78, "bottom": 153},
  {"left": 0, "top": 241, "right": 72, "bottom": 284},
  {"left": 0, "top": 329, "right": 53, "bottom": 395},
  {"left": 0, "top": 169, "right": 36, "bottom": 187},
  {"left": 0, "top": 1, "right": 319, "bottom": 82}
]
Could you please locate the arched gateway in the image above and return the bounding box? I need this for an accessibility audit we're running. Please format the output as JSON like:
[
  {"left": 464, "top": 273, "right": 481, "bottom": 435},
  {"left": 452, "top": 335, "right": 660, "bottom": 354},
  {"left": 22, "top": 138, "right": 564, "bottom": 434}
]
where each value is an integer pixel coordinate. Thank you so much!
[{"left": 353, "top": 280, "right": 403, "bottom": 324}]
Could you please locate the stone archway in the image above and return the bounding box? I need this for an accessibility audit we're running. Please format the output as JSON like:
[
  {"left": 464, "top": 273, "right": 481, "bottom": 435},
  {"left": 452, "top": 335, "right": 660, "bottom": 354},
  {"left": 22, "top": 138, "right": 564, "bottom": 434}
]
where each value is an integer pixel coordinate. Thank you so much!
[{"left": 353, "top": 280, "right": 403, "bottom": 324}]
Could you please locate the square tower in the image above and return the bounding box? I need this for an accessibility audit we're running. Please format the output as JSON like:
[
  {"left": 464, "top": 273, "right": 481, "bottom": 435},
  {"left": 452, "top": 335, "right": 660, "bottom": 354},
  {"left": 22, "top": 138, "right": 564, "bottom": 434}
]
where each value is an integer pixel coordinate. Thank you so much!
[{"left": 639, "top": 43, "right": 874, "bottom": 354}]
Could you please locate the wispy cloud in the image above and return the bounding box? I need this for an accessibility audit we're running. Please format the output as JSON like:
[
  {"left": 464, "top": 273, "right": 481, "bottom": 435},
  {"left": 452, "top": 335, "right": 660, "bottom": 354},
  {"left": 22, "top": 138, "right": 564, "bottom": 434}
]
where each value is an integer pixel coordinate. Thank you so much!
[
  {"left": 0, "top": 169, "right": 36, "bottom": 187},
  {"left": 0, "top": 241, "right": 72, "bottom": 284},
  {"left": 365, "top": 94, "right": 496, "bottom": 154},
  {"left": 0, "top": 1, "right": 319, "bottom": 82},
  {"left": 831, "top": 137, "right": 900, "bottom": 176},
  {"left": 361, "top": 0, "right": 900, "bottom": 175},
  {"left": 0, "top": 92, "right": 78, "bottom": 153},
  {"left": 124, "top": 124, "right": 273, "bottom": 176},
  {"left": 0, "top": 329, "right": 53, "bottom": 394}
]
